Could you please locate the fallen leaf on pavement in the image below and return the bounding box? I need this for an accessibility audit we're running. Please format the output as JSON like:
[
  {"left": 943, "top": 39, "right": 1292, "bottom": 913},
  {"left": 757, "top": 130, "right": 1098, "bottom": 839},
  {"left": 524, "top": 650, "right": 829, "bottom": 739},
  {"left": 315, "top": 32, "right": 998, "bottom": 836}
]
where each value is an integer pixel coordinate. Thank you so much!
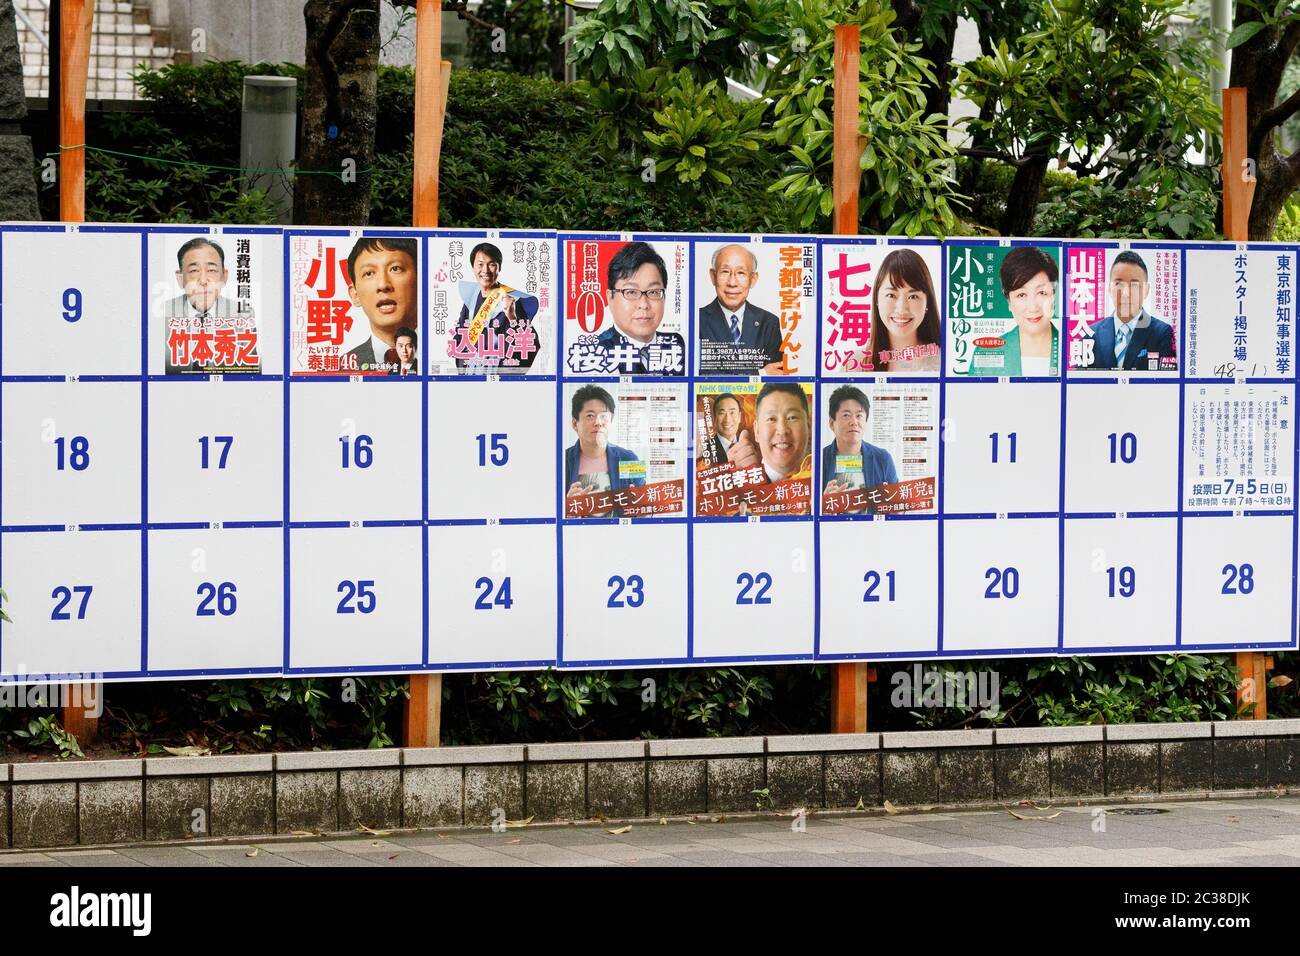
[
  {"left": 883, "top": 800, "right": 901, "bottom": 815},
  {"left": 1005, "top": 806, "right": 1061, "bottom": 821},
  {"left": 504, "top": 816, "right": 535, "bottom": 828},
  {"left": 245, "top": 848, "right": 258, "bottom": 858},
  {"left": 606, "top": 825, "right": 633, "bottom": 835},
  {"left": 163, "top": 745, "right": 210, "bottom": 757}
]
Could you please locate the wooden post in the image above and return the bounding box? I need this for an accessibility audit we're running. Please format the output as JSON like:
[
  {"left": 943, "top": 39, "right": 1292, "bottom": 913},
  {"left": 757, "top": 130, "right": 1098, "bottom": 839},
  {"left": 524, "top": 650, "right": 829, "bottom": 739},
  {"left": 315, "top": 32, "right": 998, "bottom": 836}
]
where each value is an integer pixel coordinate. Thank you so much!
[
  {"left": 59, "top": 0, "right": 100, "bottom": 742},
  {"left": 405, "top": 0, "right": 448, "bottom": 747},
  {"left": 1222, "top": 87, "right": 1271, "bottom": 719},
  {"left": 58, "top": 0, "right": 92, "bottom": 222},
  {"left": 829, "top": 24, "right": 872, "bottom": 733}
]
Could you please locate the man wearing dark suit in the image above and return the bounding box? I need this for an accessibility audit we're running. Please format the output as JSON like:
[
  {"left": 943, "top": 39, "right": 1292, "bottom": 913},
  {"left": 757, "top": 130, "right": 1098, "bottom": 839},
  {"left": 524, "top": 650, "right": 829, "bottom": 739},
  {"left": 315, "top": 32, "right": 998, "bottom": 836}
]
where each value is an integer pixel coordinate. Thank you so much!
[
  {"left": 453, "top": 241, "right": 540, "bottom": 372},
  {"left": 165, "top": 237, "right": 257, "bottom": 374},
  {"left": 708, "top": 393, "right": 743, "bottom": 466},
  {"left": 593, "top": 241, "right": 685, "bottom": 376},
  {"left": 698, "top": 243, "right": 784, "bottom": 375},
  {"left": 1086, "top": 251, "right": 1175, "bottom": 371},
  {"left": 564, "top": 385, "right": 645, "bottom": 517},
  {"left": 342, "top": 235, "right": 418, "bottom": 374},
  {"left": 390, "top": 327, "right": 419, "bottom": 376}
]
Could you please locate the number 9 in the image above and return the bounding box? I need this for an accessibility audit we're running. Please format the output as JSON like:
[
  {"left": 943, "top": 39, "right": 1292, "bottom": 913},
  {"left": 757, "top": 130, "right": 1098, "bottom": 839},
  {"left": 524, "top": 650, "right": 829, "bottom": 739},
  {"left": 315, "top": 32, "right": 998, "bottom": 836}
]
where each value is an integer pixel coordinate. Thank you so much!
[{"left": 62, "top": 288, "right": 82, "bottom": 323}]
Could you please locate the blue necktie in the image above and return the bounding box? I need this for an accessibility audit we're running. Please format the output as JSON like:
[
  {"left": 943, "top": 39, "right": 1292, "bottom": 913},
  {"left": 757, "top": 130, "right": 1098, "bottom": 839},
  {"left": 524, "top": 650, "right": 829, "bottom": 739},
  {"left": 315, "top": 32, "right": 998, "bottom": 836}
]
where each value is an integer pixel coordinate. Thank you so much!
[
  {"left": 1114, "top": 324, "right": 1130, "bottom": 365},
  {"left": 729, "top": 313, "right": 741, "bottom": 344}
]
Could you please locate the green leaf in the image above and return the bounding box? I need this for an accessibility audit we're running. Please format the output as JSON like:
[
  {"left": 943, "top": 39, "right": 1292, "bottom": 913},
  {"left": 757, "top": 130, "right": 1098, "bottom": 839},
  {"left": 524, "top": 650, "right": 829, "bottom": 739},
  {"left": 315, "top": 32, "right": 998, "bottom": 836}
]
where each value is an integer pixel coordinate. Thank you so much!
[{"left": 1226, "top": 21, "right": 1266, "bottom": 49}]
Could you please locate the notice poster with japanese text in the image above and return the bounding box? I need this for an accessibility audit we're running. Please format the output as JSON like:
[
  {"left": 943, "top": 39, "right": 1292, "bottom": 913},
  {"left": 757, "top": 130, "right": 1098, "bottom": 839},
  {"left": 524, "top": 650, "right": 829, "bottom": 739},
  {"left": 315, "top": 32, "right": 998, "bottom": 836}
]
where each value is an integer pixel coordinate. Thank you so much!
[
  {"left": 1183, "top": 383, "right": 1294, "bottom": 510},
  {"left": 562, "top": 235, "right": 688, "bottom": 376},
  {"left": 288, "top": 230, "right": 422, "bottom": 376},
  {"left": 149, "top": 231, "right": 276, "bottom": 375},
  {"left": 693, "top": 238, "right": 815, "bottom": 376},
  {"left": 562, "top": 381, "right": 687, "bottom": 517},
  {"left": 819, "top": 242, "right": 943, "bottom": 375},
  {"left": 1065, "top": 245, "right": 1180, "bottom": 372},
  {"left": 819, "top": 381, "right": 938, "bottom": 515},
  {"left": 1185, "top": 247, "right": 1294, "bottom": 378},
  {"left": 694, "top": 381, "right": 814, "bottom": 516},
  {"left": 425, "top": 232, "right": 556, "bottom": 376},
  {"left": 947, "top": 243, "right": 1063, "bottom": 377}
]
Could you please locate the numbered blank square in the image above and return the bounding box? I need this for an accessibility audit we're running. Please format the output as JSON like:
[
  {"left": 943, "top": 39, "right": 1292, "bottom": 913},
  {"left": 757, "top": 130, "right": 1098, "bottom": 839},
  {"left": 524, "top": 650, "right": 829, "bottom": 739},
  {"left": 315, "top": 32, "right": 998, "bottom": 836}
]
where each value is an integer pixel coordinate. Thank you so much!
[
  {"left": 1, "top": 228, "right": 142, "bottom": 376},
  {"left": 2, "top": 382, "right": 141, "bottom": 526},
  {"left": 692, "top": 521, "right": 815, "bottom": 659},
  {"left": 1065, "top": 383, "right": 1179, "bottom": 513},
  {"left": 288, "top": 525, "right": 423, "bottom": 669},
  {"left": 1062, "top": 518, "right": 1176, "bottom": 650},
  {"left": 148, "top": 381, "right": 283, "bottom": 523},
  {"left": 427, "top": 523, "right": 557, "bottom": 665},
  {"left": 1181, "top": 515, "right": 1292, "bottom": 647},
  {"left": 427, "top": 381, "right": 556, "bottom": 520},
  {"left": 941, "top": 518, "right": 1058, "bottom": 652},
  {"left": 0, "top": 530, "right": 141, "bottom": 676},
  {"left": 146, "top": 527, "right": 283, "bottom": 671},
  {"left": 818, "top": 519, "right": 938, "bottom": 656},
  {"left": 561, "top": 522, "right": 687, "bottom": 664},
  {"left": 288, "top": 383, "right": 422, "bottom": 522},
  {"left": 942, "top": 382, "right": 1061, "bottom": 514}
]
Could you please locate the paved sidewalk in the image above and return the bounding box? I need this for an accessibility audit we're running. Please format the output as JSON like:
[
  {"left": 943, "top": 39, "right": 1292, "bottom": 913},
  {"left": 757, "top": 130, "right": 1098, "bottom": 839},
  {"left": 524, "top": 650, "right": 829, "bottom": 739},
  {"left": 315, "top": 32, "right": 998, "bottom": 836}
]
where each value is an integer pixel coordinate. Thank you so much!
[{"left": 4, "top": 796, "right": 1300, "bottom": 867}]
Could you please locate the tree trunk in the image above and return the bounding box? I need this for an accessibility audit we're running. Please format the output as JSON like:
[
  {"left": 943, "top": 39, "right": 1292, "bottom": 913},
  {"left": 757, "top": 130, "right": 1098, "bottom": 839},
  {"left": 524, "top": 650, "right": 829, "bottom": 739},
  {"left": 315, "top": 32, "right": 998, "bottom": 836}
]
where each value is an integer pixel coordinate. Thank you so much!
[
  {"left": 0, "top": 0, "right": 39, "bottom": 220},
  {"left": 295, "top": 0, "right": 381, "bottom": 226},
  {"left": 919, "top": 23, "right": 957, "bottom": 124},
  {"left": 999, "top": 152, "right": 1048, "bottom": 236},
  {"left": 1230, "top": 11, "right": 1300, "bottom": 239}
]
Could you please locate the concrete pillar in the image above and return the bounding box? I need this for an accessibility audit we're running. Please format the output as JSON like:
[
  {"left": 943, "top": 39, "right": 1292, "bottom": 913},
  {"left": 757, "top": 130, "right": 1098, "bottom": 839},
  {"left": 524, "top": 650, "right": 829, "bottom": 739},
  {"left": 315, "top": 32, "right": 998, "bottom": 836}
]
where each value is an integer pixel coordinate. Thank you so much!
[
  {"left": 0, "top": 0, "right": 39, "bottom": 220},
  {"left": 240, "top": 74, "right": 297, "bottom": 224}
]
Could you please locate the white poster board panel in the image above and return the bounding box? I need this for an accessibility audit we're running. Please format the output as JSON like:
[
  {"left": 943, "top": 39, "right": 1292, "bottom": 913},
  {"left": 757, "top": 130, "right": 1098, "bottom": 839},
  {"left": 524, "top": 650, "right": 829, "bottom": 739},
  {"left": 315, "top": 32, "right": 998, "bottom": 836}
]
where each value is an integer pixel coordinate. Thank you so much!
[
  {"left": 2, "top": 227, "right": 142, "bottom": 377},
  {"left": 942, "top": 382, "right": 1062, "bottom": 514},
  {"left": 2, "top": 381, "right": 141, "bottom": 526},
  {"left": 146, "top": 527, "right": 283, "bottom": 671},
  {"left": 1064, "top": 383, "right": 1180, "bottom": 514},
  {"left": 1186, "top": 247, "right": 1294, "bottom": 378},
  {"left": 941, "top": 517, "right": 1059, "bottom": 652},
  {"left": 1181, "top": 515, "right": 1292, "bottom": 648},
  {"left": 148, "top": 380, "right": 282, "bottom": 524},
  {"left": 691, "top": 521, "right": 815, "bottom": 659},
  {"left": 1061, "top": 517, "right": 1177, "bottom": 650},
  {"left": 818, "top": 518, "right": 938, "bottom": 656},
  {"left": 561, "top": 522, "right": 687, "bottom": 663},
  {"left": 288, "top": 525, "right": 423, "bottom": 669},
  {"left": 427, "top": 380, "right": 556, "bottom": 521},
  {"left": 0, "top": 530, "right": 141, "bottom": 675},
  {"left": 427, "top": 523, "right": 557, "bottom": 665},
  {"left": 288, "top": 382, "right": 422, "bottom": 522}
]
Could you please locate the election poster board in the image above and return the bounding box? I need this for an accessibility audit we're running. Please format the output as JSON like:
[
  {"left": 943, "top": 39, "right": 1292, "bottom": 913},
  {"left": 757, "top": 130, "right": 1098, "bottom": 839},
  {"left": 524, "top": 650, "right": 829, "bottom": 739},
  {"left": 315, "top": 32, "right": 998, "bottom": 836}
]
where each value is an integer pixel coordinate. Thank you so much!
[{"left": 0, "top": 223, "right": 1294, "bottom": 684}]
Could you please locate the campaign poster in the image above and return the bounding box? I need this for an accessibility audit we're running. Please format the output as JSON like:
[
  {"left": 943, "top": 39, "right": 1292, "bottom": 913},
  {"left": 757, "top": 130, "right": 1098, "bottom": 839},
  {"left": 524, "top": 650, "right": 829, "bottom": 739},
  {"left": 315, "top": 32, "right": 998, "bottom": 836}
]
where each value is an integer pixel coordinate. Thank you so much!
[
  {"left": 694, "top": 238, "right": 815, "bottom": 376},
  {"left": 694, "top": 381, "right": 814, "bottom": 517},
  {"left": 562, "top": 236, "right": 688, "bottom": 376},
  {"left": 1186, "top": 248, "right": 1294, "bottom": 378},
  {"left": 819, "top": 381, "right": 938, "bottom": 515},
  {"left": 426, "top": 232, "right": 556, "bottom": 375},
  {"left": 562, "top": 381, "right": 687, "bottom": 518},
  {"left": 289, "top": 231, "right": 422, "bottom": 376},
  {"left": 149, "top": 232, "right": 268, "bottom": 375},
  {"left": 1184, "top": 384, "right": 1294, "bottom": 510},
  {"left": 819, "top": 242, "right": 943, "bottom": 375},
  {"left": 1065, "top": 246, "right": 1179, "bottom": 372},
  {"left": 947, "top": 243, "right": 1063, "bottom": 377}
]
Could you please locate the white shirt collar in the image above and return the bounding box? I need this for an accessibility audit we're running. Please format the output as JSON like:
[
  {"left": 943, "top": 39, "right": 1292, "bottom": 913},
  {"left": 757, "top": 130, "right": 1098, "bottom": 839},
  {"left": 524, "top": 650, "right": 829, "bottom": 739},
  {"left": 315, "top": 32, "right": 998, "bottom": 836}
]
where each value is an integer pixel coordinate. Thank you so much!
[
  {"left": 717, "top": 434, "right": 734, "bottom": 452},
  {"left": 611, "top": 320, "right": 655, "bottom": 347},
  {"left": 370, "top": 333, "right": 394, "bottom": 369},
  {"left": 764, "top": 460, "right": 792, "bottom": 483}
]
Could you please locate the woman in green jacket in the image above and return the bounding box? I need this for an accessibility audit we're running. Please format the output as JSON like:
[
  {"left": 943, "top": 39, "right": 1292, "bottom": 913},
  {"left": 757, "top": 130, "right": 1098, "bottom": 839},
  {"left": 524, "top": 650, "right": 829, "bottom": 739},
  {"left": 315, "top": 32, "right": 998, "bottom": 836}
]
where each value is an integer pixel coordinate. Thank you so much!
[{"left": 970, "top": 246, "right": 1060, "bottom": 377}]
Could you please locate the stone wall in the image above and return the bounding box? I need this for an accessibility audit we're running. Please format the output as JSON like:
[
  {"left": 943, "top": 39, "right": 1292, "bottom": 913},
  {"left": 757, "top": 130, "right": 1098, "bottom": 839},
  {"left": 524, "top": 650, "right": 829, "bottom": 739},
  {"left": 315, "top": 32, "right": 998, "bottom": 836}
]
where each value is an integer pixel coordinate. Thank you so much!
[{"left": 4, "top": 720, "right": 1300, "bottom": 849}]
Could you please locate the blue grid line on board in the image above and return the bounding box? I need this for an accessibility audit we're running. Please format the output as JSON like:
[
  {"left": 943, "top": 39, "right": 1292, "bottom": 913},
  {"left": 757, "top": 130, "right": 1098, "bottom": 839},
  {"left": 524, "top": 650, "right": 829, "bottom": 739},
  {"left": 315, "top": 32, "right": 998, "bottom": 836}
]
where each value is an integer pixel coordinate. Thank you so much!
[
  {"left": 139, "top": 231, "right": 149, "bottom": 674},
  {"left": 935, "top": 240, "right": 948, "bottom": 656},
  {"left": 281, "top": 233, "right": 291, "bottom": 672},
  {"left": 555, "top": 235, "right": 566, "bottom": 667},
  {"left": 421, "top": 233, "right": 430, "bottom": 667},
  {"left": 1057, "top": 258, "right": 1068, "bottom": 653},
  {"left": 686, "top": 237, "right": 695, "bottom": 661},
  {"left": 144, "top": 374, "right": 283, "bottom": 383},
  {"left": 288, "top": 660, "right": 553, "bottom": 675},
  {"left": 0, "top": 229, "right": 4, "bottom": 672}
]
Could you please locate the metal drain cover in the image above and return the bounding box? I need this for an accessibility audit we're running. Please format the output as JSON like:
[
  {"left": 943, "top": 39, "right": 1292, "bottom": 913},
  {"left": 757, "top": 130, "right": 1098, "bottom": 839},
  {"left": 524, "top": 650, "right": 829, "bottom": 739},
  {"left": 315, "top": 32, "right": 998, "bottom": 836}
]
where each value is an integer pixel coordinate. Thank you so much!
[{"left": 1105, "top": 807, "right": 1170, "bottom": 815}]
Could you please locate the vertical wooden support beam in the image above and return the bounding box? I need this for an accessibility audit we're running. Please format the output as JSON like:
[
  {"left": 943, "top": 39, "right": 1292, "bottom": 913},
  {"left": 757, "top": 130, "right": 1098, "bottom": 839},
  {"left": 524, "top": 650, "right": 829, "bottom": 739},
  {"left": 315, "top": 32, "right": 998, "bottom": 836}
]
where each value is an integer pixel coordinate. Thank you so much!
[
  {"left": 58, "top": 0, "right": 92, "bottom": 223},
  {"left": 1222, "top": 87, "right": 1270, "bottom": 719},
  {"left": 60, "top": 0, "right": 99, "bottom": 741},
  {"left": 405, "top": 0, "right": 447, "bottom": 747},
  {"left": 830, "top": 24, "right": 869, "bottom": 733}
]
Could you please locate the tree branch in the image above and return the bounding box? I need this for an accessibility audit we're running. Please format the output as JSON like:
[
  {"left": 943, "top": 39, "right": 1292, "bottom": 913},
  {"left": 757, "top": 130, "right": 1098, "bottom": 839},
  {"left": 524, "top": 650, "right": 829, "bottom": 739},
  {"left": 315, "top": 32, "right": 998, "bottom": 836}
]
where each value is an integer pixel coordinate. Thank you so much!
[
  {"left": 958, "top": 147, "right": 1039, "bottom": 166},
  {"left": 1255, "top": 80, "right": 1300, "bottom": 137}
]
